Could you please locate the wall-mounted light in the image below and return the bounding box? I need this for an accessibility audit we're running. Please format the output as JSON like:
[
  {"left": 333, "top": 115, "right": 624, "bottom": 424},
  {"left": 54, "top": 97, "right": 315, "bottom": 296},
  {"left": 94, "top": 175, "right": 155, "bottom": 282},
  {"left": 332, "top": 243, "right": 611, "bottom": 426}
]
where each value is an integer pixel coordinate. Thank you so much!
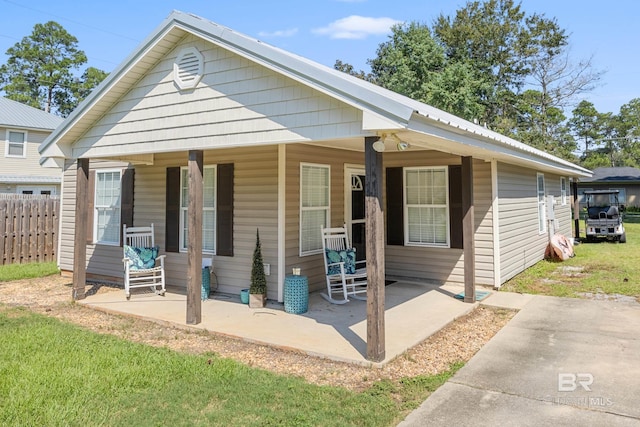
[
  {"left": 372, "top": 139, "right": 386, "bottom": 152},
  {"left": 397, "top": 141, "right": 410, "bottom": 151},
  {"left": 373, "top": 133, "right": 410, "bottom": 152}
]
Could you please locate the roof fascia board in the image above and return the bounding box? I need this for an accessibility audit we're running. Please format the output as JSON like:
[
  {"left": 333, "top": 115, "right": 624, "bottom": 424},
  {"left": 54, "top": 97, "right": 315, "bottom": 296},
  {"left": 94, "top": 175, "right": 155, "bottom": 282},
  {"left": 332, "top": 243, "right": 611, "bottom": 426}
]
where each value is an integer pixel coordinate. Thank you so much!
[{"left": 408, "top": 114, "right": 592, "bottom": 177}]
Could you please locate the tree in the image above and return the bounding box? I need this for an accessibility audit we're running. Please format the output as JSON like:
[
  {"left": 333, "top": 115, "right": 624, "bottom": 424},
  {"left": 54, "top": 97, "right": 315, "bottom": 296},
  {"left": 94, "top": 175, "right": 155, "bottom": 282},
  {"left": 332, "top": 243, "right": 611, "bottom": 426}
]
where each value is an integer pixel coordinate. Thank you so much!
[
  {"left": 0, "top": 21, "right": 107, "bottom": 116},
  {"left": 613, "top": 98, "right": 640, "bottom": 167},
  {"left": 368, "top": 23, "right": 446, "bottom": 100},
  {"left": 332, "top": 0, "right": 605, "bottom": 162},
  {"left": 333, "top": 59, "right": 374, "bottom": 82},
  {"left": 56, "top": 66, "right": 109, "bottom": 117},
  {"left": 433, "top": 0, "right": 533, "bottom": 125},
  {"left": 569, "top": 100, "right": 602, "bottom": 158},
  {"left": 514, "top": 89, "right": 576, "bottom": 160},
  {"left": 366, "top": 22, "right": 489, "bottom": 121},
  {"left": 422, "top": 60, "right": 489, "bottom": 120},
  {"left": 525, "top": 14, "right": 603, "bottom": 130},
  {"left": 250, "top": 229, "right": 267, "bottom": 296}
]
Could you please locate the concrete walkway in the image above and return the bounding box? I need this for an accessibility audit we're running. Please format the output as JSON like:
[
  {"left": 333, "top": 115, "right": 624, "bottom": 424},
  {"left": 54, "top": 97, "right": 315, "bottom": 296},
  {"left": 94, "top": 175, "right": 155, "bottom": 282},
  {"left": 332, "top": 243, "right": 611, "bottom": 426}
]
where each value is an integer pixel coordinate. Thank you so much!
[
  {"left": 399, "top": 294, "right": 640, "bottom": 426},
  {"left": 78, "top": 280, "right": 477, "bottom": 366}
]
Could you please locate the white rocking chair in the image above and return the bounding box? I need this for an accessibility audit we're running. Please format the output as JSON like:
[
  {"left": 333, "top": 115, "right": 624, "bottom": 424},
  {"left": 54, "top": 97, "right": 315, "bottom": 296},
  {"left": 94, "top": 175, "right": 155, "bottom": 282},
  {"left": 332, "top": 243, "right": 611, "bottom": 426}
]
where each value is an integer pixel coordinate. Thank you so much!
[
  {"left": 122, "top": 224, "right": 166, "bottom": 300},
  {"left": 320, "top": 224, "right": 367, "bottom": 304}
]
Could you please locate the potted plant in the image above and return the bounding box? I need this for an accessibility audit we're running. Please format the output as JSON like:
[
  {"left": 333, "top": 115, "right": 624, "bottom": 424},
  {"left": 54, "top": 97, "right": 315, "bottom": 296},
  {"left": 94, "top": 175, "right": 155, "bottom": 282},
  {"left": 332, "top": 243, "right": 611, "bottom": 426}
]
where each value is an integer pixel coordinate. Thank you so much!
[{"left": 249, "top": 228, "right": 267, "bottom": 308}]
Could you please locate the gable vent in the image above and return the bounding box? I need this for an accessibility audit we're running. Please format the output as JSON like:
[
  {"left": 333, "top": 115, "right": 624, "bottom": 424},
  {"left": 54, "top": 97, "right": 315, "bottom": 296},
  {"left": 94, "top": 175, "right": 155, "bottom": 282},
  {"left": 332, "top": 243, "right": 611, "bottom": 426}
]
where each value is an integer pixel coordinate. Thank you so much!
[{"left": 173, "top": 47, "right": 204, "bottom": 90}]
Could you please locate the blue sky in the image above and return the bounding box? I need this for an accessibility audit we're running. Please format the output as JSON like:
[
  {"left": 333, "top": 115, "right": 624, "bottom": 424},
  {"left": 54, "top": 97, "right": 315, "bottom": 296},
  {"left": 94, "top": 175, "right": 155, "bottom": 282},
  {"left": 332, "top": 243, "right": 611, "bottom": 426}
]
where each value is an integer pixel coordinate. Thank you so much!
[{"left": 0, "top": 0, "right": 638, "bottom": 115}]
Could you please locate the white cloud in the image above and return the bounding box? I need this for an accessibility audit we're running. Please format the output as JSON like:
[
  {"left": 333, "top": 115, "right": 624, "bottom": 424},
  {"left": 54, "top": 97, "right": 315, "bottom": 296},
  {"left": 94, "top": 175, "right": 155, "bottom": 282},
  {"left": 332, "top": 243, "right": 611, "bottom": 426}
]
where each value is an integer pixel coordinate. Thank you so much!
[
  {"left": 257, "top": 28, "right": 299, "bottom": 38},
  {"left": 312, "top": 15, "right": 401, "bottom": 40}
]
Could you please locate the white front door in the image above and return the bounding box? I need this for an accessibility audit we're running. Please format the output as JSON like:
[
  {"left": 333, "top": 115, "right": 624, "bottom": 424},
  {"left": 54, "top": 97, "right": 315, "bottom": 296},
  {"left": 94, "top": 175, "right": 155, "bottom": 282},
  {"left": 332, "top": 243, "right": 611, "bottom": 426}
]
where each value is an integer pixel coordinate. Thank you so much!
[{"left": 345, "top": 166, "right": 366, "bottom": 261}]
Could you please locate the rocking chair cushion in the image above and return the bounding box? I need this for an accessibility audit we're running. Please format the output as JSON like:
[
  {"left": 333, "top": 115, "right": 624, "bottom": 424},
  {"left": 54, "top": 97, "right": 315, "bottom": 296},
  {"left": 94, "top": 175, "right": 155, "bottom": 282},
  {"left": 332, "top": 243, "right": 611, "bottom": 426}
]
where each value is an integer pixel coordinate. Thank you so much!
[
  {"left": 124, "top": 245, "right": 159, "bottom": 270},
  {"left": 325, "top": 248, "right": 356, "bottom": 275}
]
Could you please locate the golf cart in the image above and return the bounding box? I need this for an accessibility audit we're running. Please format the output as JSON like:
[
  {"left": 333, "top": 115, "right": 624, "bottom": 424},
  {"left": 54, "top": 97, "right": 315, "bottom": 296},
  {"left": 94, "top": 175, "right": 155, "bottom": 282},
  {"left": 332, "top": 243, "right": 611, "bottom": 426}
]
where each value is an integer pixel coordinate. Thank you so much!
[{"left": 583, "top": 190, "right": 626, "bottom": 243}]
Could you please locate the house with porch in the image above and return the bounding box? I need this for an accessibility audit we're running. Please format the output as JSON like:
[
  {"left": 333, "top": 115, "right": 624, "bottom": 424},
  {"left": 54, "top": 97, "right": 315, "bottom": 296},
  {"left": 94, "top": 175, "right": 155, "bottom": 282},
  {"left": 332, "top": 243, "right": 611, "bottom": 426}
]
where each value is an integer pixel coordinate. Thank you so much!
[
  {"left": 1, "top": 97, "right": 63, "bottom": 195},
  {"left": 40, "top": 11, "right": 590, "bottom": 361}
]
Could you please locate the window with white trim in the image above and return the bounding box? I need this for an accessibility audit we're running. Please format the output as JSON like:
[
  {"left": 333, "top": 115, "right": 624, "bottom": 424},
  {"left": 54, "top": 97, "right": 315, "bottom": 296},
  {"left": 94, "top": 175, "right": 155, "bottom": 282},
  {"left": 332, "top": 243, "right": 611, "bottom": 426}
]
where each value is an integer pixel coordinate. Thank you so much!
[
  {"left": 180, "top": 165, "right": 216, "bottom": 253},
  {"left": 537, "top": 173, "right": 546, "bottom": 234},
  {"left": 560, "top": 177, "right": 567, "bottom": 205},
  {"left": 94, "top": 170, "right": 122, "bottom": 244},
  {"left": 404, "top": 167, "right": 449, "bottom": 246},
  {"left": 300, "top": 163, "right": 330, "bottom": 255},
  {"left": 5, "top": 130, "right": 26, "bottom": 157}
]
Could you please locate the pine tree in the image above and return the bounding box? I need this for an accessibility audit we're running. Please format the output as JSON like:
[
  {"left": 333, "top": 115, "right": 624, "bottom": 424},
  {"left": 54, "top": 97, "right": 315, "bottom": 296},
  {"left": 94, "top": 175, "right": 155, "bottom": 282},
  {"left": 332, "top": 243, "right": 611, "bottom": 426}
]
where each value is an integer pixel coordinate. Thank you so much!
[{"left": 250, "top": 229, "right": 267, "bottom": 295}]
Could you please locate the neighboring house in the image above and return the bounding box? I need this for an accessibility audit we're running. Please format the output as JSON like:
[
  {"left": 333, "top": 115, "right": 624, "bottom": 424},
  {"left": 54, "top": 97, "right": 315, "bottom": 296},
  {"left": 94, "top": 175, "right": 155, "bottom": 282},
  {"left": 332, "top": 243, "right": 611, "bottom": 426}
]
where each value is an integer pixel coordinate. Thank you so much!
[
  {"left": 577, "top": 167, "right": 640, "bottom": 208},
  {"left": 40, "top": 11, "right": 591, "bottom": 305},
  {"left": 0, "top": 97, "right": 64, "bottom": 195}
]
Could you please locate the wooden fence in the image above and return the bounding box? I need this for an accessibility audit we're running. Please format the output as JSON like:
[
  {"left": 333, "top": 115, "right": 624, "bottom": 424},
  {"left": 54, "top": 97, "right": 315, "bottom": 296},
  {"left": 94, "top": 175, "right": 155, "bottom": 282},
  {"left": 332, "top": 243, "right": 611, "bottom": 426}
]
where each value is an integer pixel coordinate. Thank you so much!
[{"left": 0, "top": 194, "right": 60, "bottom": 265}]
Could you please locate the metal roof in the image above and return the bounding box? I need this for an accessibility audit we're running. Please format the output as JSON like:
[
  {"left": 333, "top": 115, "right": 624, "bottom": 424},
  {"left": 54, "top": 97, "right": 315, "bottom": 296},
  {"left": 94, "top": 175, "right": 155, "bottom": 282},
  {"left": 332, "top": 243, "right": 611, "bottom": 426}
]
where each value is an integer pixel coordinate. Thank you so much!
[
  {"left": 0, "top": 97, "right": 64, "bottom": 130},
  {"left": 40, "top": 10, "right": 591, "bottom": 178}
]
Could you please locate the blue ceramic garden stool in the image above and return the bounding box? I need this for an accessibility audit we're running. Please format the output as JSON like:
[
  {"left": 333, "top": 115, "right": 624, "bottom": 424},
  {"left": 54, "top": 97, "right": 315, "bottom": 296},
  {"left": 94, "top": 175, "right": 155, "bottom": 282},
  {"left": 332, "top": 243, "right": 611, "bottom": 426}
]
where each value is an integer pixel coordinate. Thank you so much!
[
  {"left": 201, "top": 267, "right": 211, "bottom": 301},
  {"left": 284, "top": 274, "right": 308, "bottom": 314}
]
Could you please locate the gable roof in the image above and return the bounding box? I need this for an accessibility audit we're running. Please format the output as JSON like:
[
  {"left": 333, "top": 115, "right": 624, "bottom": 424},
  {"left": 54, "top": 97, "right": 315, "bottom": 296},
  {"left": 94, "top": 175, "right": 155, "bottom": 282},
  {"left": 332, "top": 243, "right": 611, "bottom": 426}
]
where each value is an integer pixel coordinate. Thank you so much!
[
  {"left": 580, "top": 167, "right": 640, "bottom": 182},
  {"left": 39, "top": 10, "right": 591, "bottom": 178},
  {"left": 0, "top": 97, "right": 64, "bottom": 131}
]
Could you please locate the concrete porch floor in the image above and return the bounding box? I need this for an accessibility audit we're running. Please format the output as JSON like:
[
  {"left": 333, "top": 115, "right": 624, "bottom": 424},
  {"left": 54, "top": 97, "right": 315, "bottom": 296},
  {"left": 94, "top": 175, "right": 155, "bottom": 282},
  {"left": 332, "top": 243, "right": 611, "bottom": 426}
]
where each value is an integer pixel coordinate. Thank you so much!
[{"left": 78, "top": 281, "right": 483, "bottom": 366}]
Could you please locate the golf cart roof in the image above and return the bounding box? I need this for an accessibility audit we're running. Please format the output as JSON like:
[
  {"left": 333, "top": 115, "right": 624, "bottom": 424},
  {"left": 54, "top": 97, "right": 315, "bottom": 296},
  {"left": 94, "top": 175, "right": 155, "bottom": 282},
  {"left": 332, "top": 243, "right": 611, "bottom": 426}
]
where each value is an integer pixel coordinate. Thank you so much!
[{"left": 584, "top": 190, "right": 620, "bottom": 195}]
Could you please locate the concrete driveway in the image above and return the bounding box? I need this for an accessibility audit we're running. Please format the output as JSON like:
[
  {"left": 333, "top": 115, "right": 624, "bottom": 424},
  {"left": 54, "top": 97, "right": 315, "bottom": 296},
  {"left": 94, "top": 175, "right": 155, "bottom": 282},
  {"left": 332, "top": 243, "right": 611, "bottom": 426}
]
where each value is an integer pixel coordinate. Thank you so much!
[{"left": 399, "top": 295, "right": 640, "bottom": 426}]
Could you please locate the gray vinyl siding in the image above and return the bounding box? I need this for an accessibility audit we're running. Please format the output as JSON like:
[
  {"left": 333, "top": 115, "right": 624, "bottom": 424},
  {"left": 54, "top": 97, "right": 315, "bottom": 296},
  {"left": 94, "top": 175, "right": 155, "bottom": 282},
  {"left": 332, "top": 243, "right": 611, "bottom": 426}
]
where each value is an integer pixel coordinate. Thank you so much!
[
  {"left": 72, "top": 35, "right": 365, "bottom": 159},
  {"left": 59, "top": 148, "right": 280, "bottom": 298},
  {"left": 59, "top": 159, "right": 76, "bottom": 272},
  {"left": 59, "top": 159, "right": 129, "bottom": 279},
  {"left": 285, "top": 144, "right": 364, "bottom": 293},
  {"left": 473, "top": 160, "right": 495, "bottom": 286},
  {"left": 384, "top": 153, "right": 494, "bottom": 286},
  {"left": 497, "top": 162, "right": 571, "bottom": 284},
  {"left": 0, "top": 127, "right": 61, "bottom": 181}
]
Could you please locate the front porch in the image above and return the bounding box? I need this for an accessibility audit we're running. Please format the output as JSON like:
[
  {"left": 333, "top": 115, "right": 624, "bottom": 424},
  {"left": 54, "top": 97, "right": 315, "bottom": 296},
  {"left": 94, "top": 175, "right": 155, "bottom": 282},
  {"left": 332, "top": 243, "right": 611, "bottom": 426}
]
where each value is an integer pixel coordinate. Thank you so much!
[{"left": 78, "top": 280, "right": 483, "bottom": 366}]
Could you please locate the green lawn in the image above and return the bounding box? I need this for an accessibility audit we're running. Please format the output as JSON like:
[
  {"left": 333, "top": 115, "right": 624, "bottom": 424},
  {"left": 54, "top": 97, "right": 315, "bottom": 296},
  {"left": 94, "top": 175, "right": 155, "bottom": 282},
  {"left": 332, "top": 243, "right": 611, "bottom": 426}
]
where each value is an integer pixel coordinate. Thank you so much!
[
  {"left": 0, "top": 307, "right": 460, "bottom": 426},
  {"left": 0, "top": 261, "right": 59, "bottom": 282},
  {"left": 11, "top": 216, "right": 634, "bottom": 426},
  {"left": 502, "top": 222, "right": 640, "bottom": 299}
]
